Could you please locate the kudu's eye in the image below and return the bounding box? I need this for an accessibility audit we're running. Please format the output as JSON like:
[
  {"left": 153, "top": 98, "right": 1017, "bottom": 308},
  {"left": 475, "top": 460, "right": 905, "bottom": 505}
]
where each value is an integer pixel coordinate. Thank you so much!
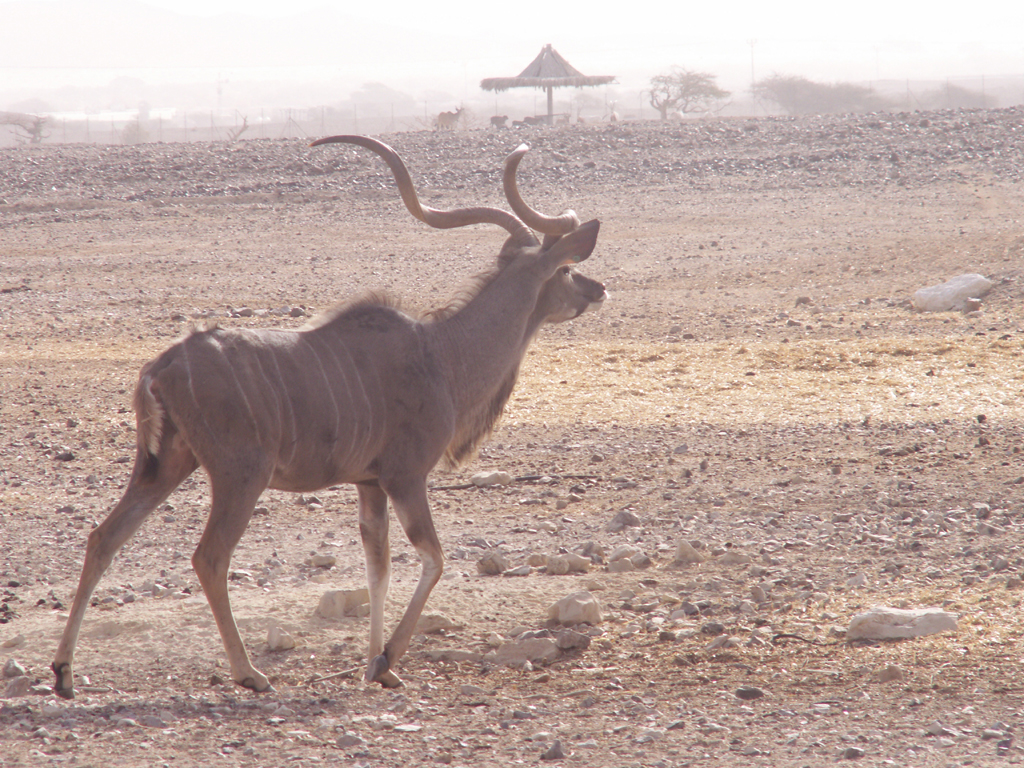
[{"left": 560, "top": 266, "right": 571, "bottom": 276}]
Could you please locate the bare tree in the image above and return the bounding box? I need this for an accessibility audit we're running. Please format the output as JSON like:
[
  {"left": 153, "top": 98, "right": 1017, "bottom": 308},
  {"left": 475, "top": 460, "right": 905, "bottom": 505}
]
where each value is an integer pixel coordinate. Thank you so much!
[
  {"left": 227, "top": 116, "right": 249, "bottom": 141},
  {"left": 647, "top": 68, "right": 730, "bottom": 120},
  {"left": 1, "top": 111, "right": 49, "bottom": 144}
]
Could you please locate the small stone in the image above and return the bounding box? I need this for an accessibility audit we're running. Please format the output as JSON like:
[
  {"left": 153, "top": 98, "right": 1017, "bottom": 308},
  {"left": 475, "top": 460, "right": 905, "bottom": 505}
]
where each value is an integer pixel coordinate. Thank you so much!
[
  {"left": 3, "top": 658, "right": 26, "bottom": 678},
  {"left": 540, "top": 740, "right": 566, "bottom": 760},
  {"left": 3, "top": 676, "right": 31, "bottom": 698},
  {"left": 705, "top": 635, "right": 740, "bottom": 650},
  {"left": 607, "top": 510, "right": 641, "bottom": 532},
  {"left": 337, "top": 733, "right": 365, "bottom": 748},
  {"left": 471, "top": 471, "right": 512, "bottom": 487},
  {"left": 503, "top": 565, "right": 532, "bottom": 577},
  {"left": 607, "top": 558, "right": 635, "bottom": 573},
  {"left": 608, "top": 545, "right": 639, "bottom": 562},
  {"left": 139, "top": 715, "right": 168, "bottom": 728},
  {"left": 289, "top": 306, "right": 306, "bottom": 317},
  {"left": 267, "top": 626, "right": 296, "bottom": 651},
  {"left": 629, "top": 553, "right": 652, "bottom": 569},
  {"left": 315, "top": 588, "right": 369, "bottom": 619},
  {"left": 1, "top": 634, "right": 25, "bottom": 648},
  {"left": 556, "top": 628, "right": 591, "bottom": 650},
  {"left": 415, "top": 613, "right": 463, "bottom": 634},
  {"left": 847, "top": 606, "right": 957, "bottom": 640},
  {"left": 477, "top": 550, "right": 509, "bottom": 575},
  {"left": 735, "top": 686, "right": 765, "bottom": 700},
  {"left": 926, "top": 720, "right": 956, "bottom": 737},
  {"left": 842, "top": 746, "right": 865, "bottom": 759},
  {"left": 671, "top": 540, "right": 705, "bottom": 566},
  {"left": 718, "top": 551, "right": 752, "bottom": 566},
  {"left": 490, "top": 638, "right": 560, "bottom": 667},
  {"left": 547, "top": 553, "right": 590, "bottom": 575},
  {"left": 873, "top": 664, "right": 904, "bottom": 683},
  {"left": 309, "top": 554, "right": 337, "bottom": 568}
]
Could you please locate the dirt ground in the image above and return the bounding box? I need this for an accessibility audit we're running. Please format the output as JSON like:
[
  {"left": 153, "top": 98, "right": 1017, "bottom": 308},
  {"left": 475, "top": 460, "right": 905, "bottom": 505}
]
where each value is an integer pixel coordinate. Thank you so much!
[{"left": 2, "top": 109, "right": 1024, "bottom": 767}]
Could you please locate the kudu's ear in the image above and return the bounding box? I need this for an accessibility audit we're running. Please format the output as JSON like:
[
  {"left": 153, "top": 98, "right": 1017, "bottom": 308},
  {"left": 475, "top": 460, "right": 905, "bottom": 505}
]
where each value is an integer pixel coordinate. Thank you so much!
[{"left": 542, "top": 219, "right": 600, "bottom": 266}]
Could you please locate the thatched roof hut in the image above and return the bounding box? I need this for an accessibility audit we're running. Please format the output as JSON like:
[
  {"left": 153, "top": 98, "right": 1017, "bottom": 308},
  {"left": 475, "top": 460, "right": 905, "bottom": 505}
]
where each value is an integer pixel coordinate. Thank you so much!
[{"left": 480, "top": 44, "right": 616, "bottom": 123}]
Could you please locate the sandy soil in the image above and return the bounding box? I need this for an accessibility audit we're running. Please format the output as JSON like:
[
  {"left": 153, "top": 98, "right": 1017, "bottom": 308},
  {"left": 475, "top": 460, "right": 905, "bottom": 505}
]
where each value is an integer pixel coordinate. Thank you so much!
[{"left": 2, "top": 109, "right": 1024, "bottom": 767}]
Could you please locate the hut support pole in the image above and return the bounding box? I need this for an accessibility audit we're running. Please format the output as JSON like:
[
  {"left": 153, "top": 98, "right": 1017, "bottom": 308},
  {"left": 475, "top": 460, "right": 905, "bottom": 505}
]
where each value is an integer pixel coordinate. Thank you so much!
[{"left": 546, "top": 86, "right": 553, "bottom": 124}]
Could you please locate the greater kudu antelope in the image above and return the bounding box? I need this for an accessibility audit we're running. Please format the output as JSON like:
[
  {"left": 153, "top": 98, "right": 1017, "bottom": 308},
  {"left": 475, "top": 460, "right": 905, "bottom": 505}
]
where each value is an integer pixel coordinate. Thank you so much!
[
  {"left": 436, "top": 107, "right": 462, "bottom": 130},
  {"left": 53, "top": 135, "right": 605, "bottom": 698}
]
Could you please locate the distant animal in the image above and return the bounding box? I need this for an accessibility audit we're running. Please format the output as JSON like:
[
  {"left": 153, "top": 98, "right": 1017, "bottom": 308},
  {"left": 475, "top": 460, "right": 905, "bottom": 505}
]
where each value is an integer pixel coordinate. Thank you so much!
[
  {"left": 512, "top": 115, "right": 543, "bottom": 129},
  {"left": 490, "top": 115, "right": 508, "bottom": 129},
  {"left": 52, "top": 134, "right": 606, "bottom": 699},
  {"left": 436, "top": 107, "right": 463, "bottom": 130}
]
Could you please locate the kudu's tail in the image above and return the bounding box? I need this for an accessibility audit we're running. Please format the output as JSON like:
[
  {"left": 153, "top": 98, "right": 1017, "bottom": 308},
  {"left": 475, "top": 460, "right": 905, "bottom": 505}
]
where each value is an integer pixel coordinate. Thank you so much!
[{"left": 133, "top": 375, "right": 165, "bottom": 458}]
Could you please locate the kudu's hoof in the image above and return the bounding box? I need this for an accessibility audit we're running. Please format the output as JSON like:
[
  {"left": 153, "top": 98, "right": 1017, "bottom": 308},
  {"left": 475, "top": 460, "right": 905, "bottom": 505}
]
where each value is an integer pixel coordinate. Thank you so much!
[
  {"left": 52, "top": 662, "right": 75, "bottom": 700},
  {"left": 365, "top": 654, "right": 403, "bottom": 688},
  {"left": 238, "top": 675, "right": 273, "bottom": 693}
]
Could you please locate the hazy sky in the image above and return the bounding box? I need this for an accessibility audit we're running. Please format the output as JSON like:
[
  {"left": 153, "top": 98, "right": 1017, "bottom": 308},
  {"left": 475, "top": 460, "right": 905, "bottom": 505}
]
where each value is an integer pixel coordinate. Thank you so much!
[
  {"left": 134, "top": 0, "right": 1024, "bottom": 45},
  {"left": 3, "top": 0, "right": 1023, "bottom": 109}
]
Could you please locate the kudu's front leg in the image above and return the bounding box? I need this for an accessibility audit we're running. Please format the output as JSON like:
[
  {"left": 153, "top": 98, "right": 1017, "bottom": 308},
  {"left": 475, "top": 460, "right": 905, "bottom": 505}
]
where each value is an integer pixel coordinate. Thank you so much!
[
  {"left": 356, "top": 482, "right": 402, "bottom": 688},
  {"left": 365, "top": 476, "right": 444, "bottom": 687},
  {"left": 53, "top": 439, "right": 197, "bottom": 698}
]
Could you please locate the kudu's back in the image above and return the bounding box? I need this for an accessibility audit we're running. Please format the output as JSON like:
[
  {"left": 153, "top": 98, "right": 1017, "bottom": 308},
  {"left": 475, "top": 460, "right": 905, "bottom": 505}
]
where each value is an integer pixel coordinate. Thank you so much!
[{"left": 138, "top": 300, "right": 452, "bottom": 493}]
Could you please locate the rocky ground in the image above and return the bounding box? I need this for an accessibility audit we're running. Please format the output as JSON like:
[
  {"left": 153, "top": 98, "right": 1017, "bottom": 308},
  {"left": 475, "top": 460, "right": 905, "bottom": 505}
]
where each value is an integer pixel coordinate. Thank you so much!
[{"left": 1, "top": 108, "right": 1024, "bottom": 767}]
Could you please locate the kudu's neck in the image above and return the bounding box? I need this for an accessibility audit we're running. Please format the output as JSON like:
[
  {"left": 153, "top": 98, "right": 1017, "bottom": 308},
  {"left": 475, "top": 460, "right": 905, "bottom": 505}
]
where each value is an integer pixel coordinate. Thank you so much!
[{"left": 429, "top": 266, "right": 547, "bottom": 412}]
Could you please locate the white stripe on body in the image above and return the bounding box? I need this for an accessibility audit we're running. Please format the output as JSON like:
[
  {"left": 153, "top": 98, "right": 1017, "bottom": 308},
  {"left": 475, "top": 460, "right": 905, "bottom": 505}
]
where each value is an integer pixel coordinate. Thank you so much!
[{"left": 266, "top": 347, "right": 299, "bottom": 466}]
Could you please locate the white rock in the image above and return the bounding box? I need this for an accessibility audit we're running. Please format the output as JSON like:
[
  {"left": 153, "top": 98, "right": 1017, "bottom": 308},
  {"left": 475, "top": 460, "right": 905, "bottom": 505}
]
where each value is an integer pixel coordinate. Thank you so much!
[
  {"left": 548, "top": 591, "right": 603, "bottom": 626},
  {"left": 547, "top": 553, "right": 591, "bottom": 575},
  {"left": 705, "top": 635, "right": 741, "bottom": 650},
  {"left": 718, "top": 551, "right": 752, "bottom": 566},
  {"left": 489, "top": 638, "right": 561, "bottom": 667},
  {"left": 471, "top": 471, "right": 513, "bottom": 487},
  {"left": 1, "top": 634, "right": 25, "bottom": 649},
  {"left": 416, "top": 613, "right": 464, "bottom": 634},
  {"left": 846, "top": 573, "right": 869, "bottom": 588},
  {"left": 847, "top": 606, "right": 958, "bottom": 640},
  {"left": 309, "top": 554, "right": 337, "bottom": 568},
  {"left": 3, "top": 659, "right": 25, "bottom": 679},
  {"left": 671, "top": 540, "right": 705, "bottom": 565},
  {"left": 607, "top": 558, "right": 635, "bottom": 573},
  {"left": 267, "top": 626, "right": 296, "bottom": 651},
  {"left": 912, "top": 273, "right": 994, "bottom": 312},
  {"left": 315, "top": 588, "right": 370, "bottom": 619},
  {"left": 3, "top": 676, "right": 31, "bottom": 698},
  {"left": 609, "top": 545, "right": 639, "bottom": 562}
]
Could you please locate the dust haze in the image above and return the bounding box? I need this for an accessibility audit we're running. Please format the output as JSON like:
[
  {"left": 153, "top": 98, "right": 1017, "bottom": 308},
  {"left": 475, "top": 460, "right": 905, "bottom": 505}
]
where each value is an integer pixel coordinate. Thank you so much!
[{"left": 2, "top": 0, "right": 1024, "bottom": 139}]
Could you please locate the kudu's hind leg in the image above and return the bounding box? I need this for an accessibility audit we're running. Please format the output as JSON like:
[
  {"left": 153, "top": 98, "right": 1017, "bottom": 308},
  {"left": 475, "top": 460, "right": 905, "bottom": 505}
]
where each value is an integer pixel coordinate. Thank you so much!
[
  {"left": 53, "top": 435, "right": 198, "bottom": 698},
  {"left": 365, "top": 476, "right": 444, "bottom": 687},
  {"left": 356, "top": 483, "right": 402, "bottom": 688},
  {"left": 191, "top": 465, "right": 272, "bottom": 692}
]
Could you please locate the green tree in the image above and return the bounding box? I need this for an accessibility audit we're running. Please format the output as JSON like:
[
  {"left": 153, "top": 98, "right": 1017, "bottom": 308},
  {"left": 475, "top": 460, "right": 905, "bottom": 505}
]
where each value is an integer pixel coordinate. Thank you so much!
[{"left": 647, "top": 68, "right": 730, "bottom": 120}]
